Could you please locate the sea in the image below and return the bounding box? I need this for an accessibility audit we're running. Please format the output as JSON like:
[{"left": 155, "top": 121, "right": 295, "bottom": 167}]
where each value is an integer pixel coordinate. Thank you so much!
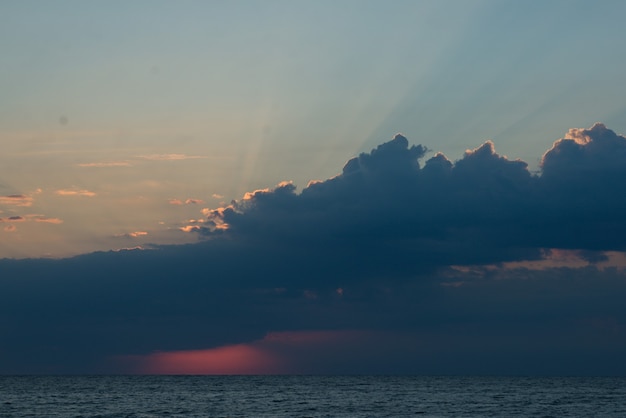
[{"left": 1, "top": 375, "right": 625, "bottom": 417}]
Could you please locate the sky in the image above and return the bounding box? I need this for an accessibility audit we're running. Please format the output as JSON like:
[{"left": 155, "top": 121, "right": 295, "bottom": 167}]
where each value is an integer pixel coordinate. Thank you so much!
[{"left": 1, "top": 1, "right": 626, "bottom": 375}]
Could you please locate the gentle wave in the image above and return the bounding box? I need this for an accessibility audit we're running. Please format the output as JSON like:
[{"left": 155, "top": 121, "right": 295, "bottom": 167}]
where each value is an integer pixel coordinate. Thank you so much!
[{"left": 1, "top": 375, "right": 625, "bottom": 417}]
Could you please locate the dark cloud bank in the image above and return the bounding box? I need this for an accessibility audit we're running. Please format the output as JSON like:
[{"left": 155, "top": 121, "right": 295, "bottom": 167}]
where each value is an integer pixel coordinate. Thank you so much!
[{"left": 2, "top": 123, "right": 626, "bottom": 375}]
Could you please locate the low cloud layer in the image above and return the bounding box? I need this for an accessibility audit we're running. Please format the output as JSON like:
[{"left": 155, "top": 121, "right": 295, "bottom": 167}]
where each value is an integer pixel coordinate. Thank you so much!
[{"left": 1, "top": 124, "right": 625, "bottom": 374}]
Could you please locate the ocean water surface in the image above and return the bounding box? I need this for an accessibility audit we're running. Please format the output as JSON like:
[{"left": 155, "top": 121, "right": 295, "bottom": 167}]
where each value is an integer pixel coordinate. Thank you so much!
[{"left": 1, "top": 375, "right": 625, "bottom": 417}]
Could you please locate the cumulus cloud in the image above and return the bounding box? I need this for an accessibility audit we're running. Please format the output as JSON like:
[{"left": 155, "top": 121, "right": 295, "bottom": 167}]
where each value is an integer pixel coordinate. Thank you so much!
[
  {"left": 534, "top": 123, "right": 626, "bottom": 249},
  {"left": 541, "top": 123, "right": 626, "bottom": 176},
  {"left": 200, "top": 126, "right": 626, "bottom": 281},
  {"left": 198, "top": 136, "right": 529, "bottom": 283}
]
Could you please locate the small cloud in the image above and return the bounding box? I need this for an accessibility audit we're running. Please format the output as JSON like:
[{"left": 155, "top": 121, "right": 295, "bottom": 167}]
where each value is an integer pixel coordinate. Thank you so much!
[
  {"left": 212, "top": 194, "right": 224, "bottom": 199},
  {"left": 115, "top": 231, "right": 149, "bottom": 239},
  {"left": 180, "top": 225, "right": 201, "bottom": 233},
  {"left": 77, "top": 161, "right": 132, "bottom": 168},
  {"left": 169, "top": 198, "right": 203, "bottom": 205},
  {"left": 3, "top": 224, "right": 17, "bottom": 232},
  {"left": 185, "top": 199, "right": 203, "bottom": 205},
  {"left": 0, "top": 195, "right": 33, "bottom": 207},
  {"left": 56, "top": 189, "right": 96, "bottom": 197},
  {"left": 138, "top": 154, "right": 207, "bottom": 161},
  {"left": 202, "top": 207, "right": 230, "bottom": 230}
]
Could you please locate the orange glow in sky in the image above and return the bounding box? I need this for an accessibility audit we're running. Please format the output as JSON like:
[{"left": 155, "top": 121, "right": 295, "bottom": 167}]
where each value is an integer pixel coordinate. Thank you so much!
[
  {"left": 131, "top": 344, "right": 283, "bottom": 375},
  {"left": 121, "top": 330, "right": 375, "bottom": 375}
]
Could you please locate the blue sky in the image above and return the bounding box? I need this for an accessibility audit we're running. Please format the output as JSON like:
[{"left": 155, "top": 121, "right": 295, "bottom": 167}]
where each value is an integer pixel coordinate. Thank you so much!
[
  {"left": 2, "top": 0, "right": 626, "bottom": 257},
  {"left": 2, "top": 1, "right": 626, "bottom": 375}
]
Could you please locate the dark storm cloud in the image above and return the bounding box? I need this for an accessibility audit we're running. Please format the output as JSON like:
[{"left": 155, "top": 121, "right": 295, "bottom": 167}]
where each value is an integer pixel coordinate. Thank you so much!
[
  {"left": 203, "top": 124, "right": 626, "bottom": 280},
  {"left": 1, "top": 124, "right": 626, "bottom": 374},
  {"left": 206, "top": 134, "right": 541, "bottom": 279}
]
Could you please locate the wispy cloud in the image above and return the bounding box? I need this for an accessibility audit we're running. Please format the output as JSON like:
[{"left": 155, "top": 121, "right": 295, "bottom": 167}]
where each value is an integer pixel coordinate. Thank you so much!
[
  {"left": 78, "top": 154, "right": 208, "bottom": 168},
  {"left": 31, "top": 216, "right": 63, "bottom": 224},
  {"left": 0, "top": 216, "right": 24, "bottom": 233},
  {"left": 0, "top": 214, "right": 63, "bottom": 229},
  {"left": 77, "top": 161, "right": 132, "bottom": 168},
  {"left": 56, "top": 189, "right": 97, "bottom": 197},
  {"left": 0, "top": 195, "right": 33, "bottom": 207},
  {"left": 138, "top": 154, "right": 207, "bottom": 161},
  {"left": 0, "top": 216, "right": 25, "bottom": 222}
]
